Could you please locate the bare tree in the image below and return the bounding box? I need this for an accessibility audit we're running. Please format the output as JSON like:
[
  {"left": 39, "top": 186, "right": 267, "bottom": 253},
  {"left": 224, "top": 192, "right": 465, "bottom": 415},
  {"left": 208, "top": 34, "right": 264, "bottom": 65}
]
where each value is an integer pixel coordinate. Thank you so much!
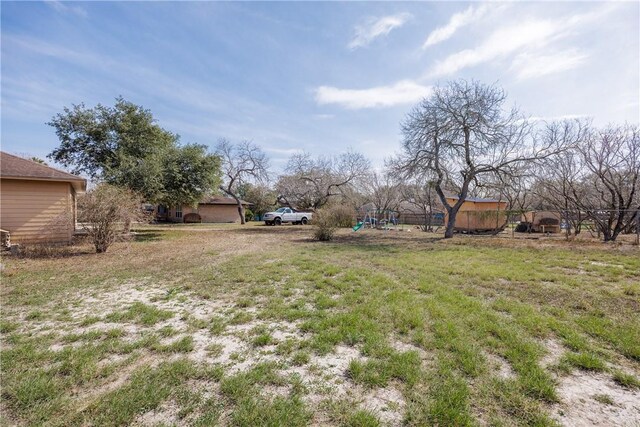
[
  {"left": 363, "top": 171, "right": 402, "bottom": 215},
  {"left": 397, "top": 80, "right": 563, "bottom": 238},
  {"left": 534, "top": 120, "right": 592, "bottom": 235},
  {"left": 579, "top": 125, "right": 639, "bottom": 241},
  {"left": 237, "top": 183, "right": 277, "bottom": 219},
  {"left": 276, "top": 151, "right": 370, "bottom": 210},
  {"left": 215, "top": 139, "right": 269, "bottom": 224},
  {"left": 400, "top": 178, "right": 441, "bottom": 231}
]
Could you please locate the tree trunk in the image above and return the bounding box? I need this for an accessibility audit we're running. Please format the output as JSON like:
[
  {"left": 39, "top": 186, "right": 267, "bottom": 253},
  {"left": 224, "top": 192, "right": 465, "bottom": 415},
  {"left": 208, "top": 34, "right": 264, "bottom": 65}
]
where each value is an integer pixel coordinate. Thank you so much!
[
  {"left": 220, "top": 185, "right": 246, "bottom": 225},
  {"left": 444, "top": 210, "right": 457, "bottom": 238},
  {"left": 237, "top": 202, "right": 246, "bottom": 225}
]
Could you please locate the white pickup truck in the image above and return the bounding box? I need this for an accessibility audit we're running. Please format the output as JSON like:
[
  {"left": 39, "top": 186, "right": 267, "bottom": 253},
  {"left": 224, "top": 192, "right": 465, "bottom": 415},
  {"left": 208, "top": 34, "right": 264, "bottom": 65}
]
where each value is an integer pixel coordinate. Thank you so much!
[{"left": 263, "top": 207, "right": 313, "bottom": 226}]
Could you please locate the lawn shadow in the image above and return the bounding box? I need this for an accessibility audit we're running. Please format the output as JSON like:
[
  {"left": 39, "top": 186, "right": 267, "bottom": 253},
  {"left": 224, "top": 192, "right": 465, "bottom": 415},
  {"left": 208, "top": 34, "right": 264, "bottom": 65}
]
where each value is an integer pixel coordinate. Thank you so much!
[
  {"left": 132, "top": 231, "right": 164, "bottom": 242},
  {"left": 286, "top": 229, "right": 446, "bottom": 253},
  {"left": 6, "top": 245, "right": 95, "bottom": 259},
  {"left": 227, "top": 225, "right": 311, "bottom": 236}
]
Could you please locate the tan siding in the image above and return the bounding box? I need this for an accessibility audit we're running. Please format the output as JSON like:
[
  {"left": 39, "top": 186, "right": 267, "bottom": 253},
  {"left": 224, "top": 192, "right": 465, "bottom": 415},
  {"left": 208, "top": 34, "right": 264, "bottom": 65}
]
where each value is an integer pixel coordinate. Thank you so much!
[
  {"left": 197, "top": 205, "right": 240, "bottom": 223},
  {"left": 444, "top": 198, "right": 508, "bottom": 231},
  {"left": 167, "top": 206, "right": 197, "bottom": 222},
  {"left": 166, "top": 204, "right": 242, "bottom": 223},
  {"left": 0, "top": 179, "right": 75, "bottom": 243}
]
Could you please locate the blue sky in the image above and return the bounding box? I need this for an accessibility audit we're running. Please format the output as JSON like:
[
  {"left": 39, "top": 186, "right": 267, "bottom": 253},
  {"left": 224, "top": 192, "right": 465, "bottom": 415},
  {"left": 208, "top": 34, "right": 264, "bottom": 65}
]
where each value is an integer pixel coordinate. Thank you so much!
[{"left": 2, "top": 1, "right": 638, "bottom": 171}]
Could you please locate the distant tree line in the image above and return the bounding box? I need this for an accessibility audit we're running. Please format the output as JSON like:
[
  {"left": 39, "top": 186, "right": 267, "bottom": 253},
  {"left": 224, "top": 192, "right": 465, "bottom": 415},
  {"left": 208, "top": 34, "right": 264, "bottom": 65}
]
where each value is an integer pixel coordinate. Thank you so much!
[{"left": 48, "top": 84, "right": 639, "bottom": 245}]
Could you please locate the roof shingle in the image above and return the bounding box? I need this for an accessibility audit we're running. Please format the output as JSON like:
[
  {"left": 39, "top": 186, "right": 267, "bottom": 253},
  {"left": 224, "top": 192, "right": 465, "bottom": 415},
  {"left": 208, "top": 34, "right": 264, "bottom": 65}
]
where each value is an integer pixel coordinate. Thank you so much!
[{"left": 1, "top": 151, "right": 86, "bottom": 191}]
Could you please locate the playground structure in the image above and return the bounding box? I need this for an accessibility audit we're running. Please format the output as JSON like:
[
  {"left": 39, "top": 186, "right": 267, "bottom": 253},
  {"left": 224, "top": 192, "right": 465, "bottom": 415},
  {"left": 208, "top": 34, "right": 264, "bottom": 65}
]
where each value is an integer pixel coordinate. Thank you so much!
[{"left": 353, "top": 208, "right": 402, "bottom": 232}]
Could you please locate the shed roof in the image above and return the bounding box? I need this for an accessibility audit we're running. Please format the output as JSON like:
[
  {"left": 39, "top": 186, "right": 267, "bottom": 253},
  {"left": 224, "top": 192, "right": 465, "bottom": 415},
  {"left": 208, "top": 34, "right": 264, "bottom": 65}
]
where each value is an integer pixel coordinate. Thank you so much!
[{"left": 0, "top": 151, "right": 86, "bottom": 192}]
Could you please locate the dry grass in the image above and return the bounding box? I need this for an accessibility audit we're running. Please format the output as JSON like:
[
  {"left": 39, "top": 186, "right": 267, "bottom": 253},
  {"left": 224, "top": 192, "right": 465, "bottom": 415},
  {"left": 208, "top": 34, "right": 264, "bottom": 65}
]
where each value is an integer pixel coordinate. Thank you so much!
[{"left": 1, "top": 223, "right": 639, "bottom": 426}]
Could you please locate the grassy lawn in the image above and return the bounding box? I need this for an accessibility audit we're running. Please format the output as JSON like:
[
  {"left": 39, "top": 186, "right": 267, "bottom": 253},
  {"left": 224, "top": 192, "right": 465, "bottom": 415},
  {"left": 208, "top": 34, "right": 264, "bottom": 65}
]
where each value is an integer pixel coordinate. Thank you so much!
[{"left": 1, "top": 224, "right": 639, "bottom": 426}]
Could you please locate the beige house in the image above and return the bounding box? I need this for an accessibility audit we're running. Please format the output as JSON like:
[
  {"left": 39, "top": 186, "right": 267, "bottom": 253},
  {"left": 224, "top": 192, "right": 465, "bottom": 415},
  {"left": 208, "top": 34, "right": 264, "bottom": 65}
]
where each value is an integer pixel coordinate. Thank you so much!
[
  {"left": 159, "top": 197, "right": 251, "bottom": 223},
  {"left": 0, "top": 152, "right": 86, "bottom": 244}
]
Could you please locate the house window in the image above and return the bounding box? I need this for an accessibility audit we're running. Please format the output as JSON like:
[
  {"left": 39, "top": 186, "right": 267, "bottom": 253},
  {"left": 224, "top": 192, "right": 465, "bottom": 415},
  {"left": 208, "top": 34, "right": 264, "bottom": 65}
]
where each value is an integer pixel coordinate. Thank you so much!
[{"left": 175, "top": 206, "right": 182, "bottom": 218}]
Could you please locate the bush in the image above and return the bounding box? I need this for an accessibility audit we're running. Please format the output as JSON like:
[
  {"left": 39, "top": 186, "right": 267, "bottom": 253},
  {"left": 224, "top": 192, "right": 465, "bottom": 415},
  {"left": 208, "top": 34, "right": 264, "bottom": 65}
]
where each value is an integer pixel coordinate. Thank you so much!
[
  {"left": 78, "top": 184, "right": 148, "bottom": 253},
  {"left": 312, "top": 205, "right": 355, "bottom": 241},
  {"left": 183, "top": 213, "right": 202, "bottom": 223},
  {"left": 329, "top": 205, "right": 356, "bottom": 228}
]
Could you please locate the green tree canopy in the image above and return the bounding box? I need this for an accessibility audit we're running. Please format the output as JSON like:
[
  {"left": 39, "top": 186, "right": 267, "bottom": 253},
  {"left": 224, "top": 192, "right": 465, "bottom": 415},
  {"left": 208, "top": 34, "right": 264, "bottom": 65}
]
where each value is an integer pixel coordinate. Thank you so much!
[
  {"left": 161, "top": 144, "right": 221, "bottom": 207},
  {"left": 48, "top": 97, "right": 221, "bottom": 205}
]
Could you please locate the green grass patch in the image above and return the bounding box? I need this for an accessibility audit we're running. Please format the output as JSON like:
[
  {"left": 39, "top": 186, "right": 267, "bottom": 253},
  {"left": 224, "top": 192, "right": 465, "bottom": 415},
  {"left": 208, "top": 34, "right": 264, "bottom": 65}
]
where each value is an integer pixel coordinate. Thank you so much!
[
  {"left": 74, "top": 359, "right": 196, "bottom": 425},
  {"left": 612, "top": 370, "right": 640, "bottom": 389},
  {"left": 563, "top": 351, "right": 606, "bottom": 371},
  {"left": 105, "top": 302, "right": 173, "bottom": 326},
  {"left": 3, "top": 225, "right": 639, "bottom": 426}
]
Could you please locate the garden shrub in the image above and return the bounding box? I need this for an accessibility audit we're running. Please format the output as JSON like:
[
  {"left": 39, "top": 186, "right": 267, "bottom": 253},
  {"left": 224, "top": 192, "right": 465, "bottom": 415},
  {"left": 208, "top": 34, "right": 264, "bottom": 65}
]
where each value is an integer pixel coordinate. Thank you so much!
[{"left": 312, "top": 205, "right": 355, "bottom": 241}]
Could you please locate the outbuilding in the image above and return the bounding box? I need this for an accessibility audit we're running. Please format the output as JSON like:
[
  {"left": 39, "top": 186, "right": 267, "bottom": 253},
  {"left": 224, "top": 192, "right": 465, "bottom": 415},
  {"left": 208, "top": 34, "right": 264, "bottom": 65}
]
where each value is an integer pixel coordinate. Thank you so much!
[
  {"left": 0, "top": 152, "right": 86, "bottom": 244},
  {"left": 445, "top": 196, "right": 508, "bottom": 233},
  {"left": 521, "top": 211, "right": 562, "bottom": 233}
]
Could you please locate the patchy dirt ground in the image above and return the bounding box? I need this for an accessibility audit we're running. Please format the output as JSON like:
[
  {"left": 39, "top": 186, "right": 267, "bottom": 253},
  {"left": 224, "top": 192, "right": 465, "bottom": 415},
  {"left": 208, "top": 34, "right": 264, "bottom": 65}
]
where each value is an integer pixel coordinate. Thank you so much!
[
  {"left": 8, "top": 280, "right": 639, "bottom": 426},
  {"left": 553, "top": 372, "right": 640, "bottom": 426},
  {"left": 3, "top": 281, "right": 408, "bottom": 425},
  {"left": 2, "top": 224, "right": 639, "bottom": 426}
]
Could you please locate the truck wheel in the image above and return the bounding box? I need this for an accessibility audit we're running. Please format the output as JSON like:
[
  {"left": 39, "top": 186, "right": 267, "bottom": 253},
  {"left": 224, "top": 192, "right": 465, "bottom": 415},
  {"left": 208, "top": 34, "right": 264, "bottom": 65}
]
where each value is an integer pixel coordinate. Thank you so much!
[
  {"left": 274, "top": 218, "right": 282, "bottom": 225},
  {"left": 301, "top": 217, "right": 308, "bottom": 225}
]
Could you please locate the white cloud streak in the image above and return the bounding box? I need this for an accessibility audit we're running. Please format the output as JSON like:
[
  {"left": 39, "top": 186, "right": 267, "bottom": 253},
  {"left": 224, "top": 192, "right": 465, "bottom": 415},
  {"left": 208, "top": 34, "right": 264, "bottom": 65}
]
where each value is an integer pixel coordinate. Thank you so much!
[
  {"left": 315, "top": 80, "right": 432, "bottom": 109},
  {"left": 427, "top": 3, "right": 619, "bottom": 79},
  {"left": 428, "top": 20, "right": 561, "bottom": 77},
  {"left": 348, "top": 13, "right": 412, "bottom": 49},
  {"left": 422, "top": 4, "right": 487, "bottom": 49},
  {"left": 44, "top": 0, "right": 87, "bottom": 18},
  {"left": 524, "top": 114, "right": 589, "bottom": 123},
  {"left": 510, "top": 50, "right": 589, "bottom": 80}
]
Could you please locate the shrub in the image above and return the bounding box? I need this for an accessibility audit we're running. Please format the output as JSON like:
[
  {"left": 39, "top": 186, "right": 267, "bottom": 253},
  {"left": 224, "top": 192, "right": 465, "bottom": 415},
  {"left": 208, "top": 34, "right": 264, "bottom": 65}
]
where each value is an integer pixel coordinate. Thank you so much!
[
  {"left": 78, "top": 184, "right": 148, "bottom": 253},
  {"left": 183, "top": 213, "right": 201, "bottom": 223},
  {"left": 312, "top": 205, "right": 354, "bottom": 241},
  {"left": 329, "top": 205, "right": 355, "bottom": 228},
  {"left": 312, "top": 208, "right": 337, "bottom": 241}
]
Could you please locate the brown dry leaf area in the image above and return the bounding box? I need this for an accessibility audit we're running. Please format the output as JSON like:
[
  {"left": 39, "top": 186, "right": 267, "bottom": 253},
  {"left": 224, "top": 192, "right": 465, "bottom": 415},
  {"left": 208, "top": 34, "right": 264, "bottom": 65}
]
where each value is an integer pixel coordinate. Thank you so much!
[{"left": 1, "top": 223, "right": 639, "bottom": 426}]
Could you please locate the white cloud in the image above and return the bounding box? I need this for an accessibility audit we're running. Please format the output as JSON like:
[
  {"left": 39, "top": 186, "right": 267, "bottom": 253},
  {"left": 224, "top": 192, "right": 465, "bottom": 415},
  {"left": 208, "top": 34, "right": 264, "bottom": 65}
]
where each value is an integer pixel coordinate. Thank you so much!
[
  {"left": 44, "top": 0, "right": 87, "bottom": 17},
  {"left": 348, "top": 13, "right": 412, "bottom": 49},
  {"left": 428, "top": 20, "right": 561, "bottom": 77},
  {"left": 312, "top": 114, "right": 334, "bottom": 120},
  {"left": 315, "top": 80, "right": 432, "bottom": 109},
  {"left": 510, "top": 50, "right": 589, "bottom": 80},
  {"left": 422, "top": 4, "right": 488, "bottom": 49},
  {"left": 427, "top": 3, "right": 619, "bottom": 79}
]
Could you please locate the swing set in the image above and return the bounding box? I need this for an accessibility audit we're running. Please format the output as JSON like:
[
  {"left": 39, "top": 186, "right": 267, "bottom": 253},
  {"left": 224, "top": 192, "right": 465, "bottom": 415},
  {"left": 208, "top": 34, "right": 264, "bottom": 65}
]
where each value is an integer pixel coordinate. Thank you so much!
[{"left": 352, "top": 208, "right": 401, "bottom": 232}]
